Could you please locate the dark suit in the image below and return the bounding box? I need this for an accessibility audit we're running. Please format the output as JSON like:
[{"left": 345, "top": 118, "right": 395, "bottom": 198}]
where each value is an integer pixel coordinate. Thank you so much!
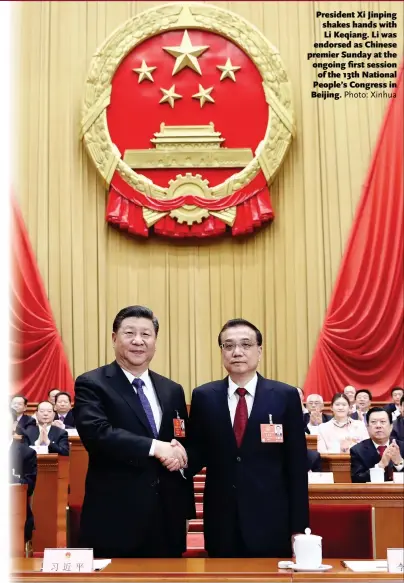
[
  {"left": 350, "top": 438, "right": 404, "bottom": 483},
  {"left": 25, "top": 425, "right": 69, "bottom": 456},
  {"left": 187, "top": 374, "right": 309, "bottom": 558},
  {"left": 303, "top": 412, "right": 331, "bottom": 433},
  {"left": 10, "top": 438, "right": 37, "bottom": 541},
  {"left": 54, "top": 409, "right": 75, "bottom": 428},
  {"left": 350, "top": 411, "right": 371, "bottom": 421},
  {"left": 384, "top": 403, "right": 400, "bottom": 415},
  {"left": 307, "top": 449, "right": 322, "bottom": 472},
  {"left": 391, "top": 416, "right": 404, "bottom": 441},
  {"left": 74, "top": 361, "right": 195, "bottom": 558},
  {"left": 17, "top": 414, "right": 36, "bottom": 431}
]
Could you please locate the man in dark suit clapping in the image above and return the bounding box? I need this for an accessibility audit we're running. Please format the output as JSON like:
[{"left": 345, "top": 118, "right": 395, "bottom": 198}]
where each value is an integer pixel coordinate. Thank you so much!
[
  {"left": 350, "top": 407, "right": 404, "bottom": 483},
  {"left": 53, "top": 392, "right": 75, "bottom": 428},
  {"left": 10, "top": 395, "right": 36, "bottom": 431},
  {"left": 25, "top": 401, "right": 69, "bottom": 456},
  {"left": 74, "top": 305, "right": 195, "bottom": 559},
  {"left": 185, "top": 318, "right": 309, "bottom": 558},
  {"left": 385, "top": 387, "right": 404, "bottom": 421}
]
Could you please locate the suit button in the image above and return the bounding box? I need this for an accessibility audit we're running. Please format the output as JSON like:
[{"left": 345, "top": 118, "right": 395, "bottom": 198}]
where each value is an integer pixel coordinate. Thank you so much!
[
  {"left": 236, "top": 456, "right": 241, "bottom": 462},
  {"left": 232, "top": 484, "right": 237, "bottom": 489}
]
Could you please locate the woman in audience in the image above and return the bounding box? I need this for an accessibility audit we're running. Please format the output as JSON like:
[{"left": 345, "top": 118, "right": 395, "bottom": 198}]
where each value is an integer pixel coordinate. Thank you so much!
[{"left": 317, "top": 393, "right": 369, "bottom": 453}]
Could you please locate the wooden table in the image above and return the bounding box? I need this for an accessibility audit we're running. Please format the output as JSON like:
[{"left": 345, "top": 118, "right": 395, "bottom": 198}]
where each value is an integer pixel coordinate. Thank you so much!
[
  {"left": 309, "top": 484, "right": 404, "bottom": 558},
  {"left": 68, "top": 436, "right": 88, "bottom": 508},
  {"left": 32, "top": 455, "right": 70, "bottom": 553},
  {"left": 10, "top": 558, "right": 403, "bottom": 582},
  {"left": 306, "top": 435, "right": 317, "bottom": 450},
  {"left": 320, "top": 455, "right": 351, "bottom": 483},
  {"left": 10, "top": 484, "right": 27, "bottom": 557}
]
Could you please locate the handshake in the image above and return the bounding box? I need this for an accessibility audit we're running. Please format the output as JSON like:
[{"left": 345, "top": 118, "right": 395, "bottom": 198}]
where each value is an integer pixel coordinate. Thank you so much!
[{"left": 154, "top": 439, "right": 188, "bottom": 472}]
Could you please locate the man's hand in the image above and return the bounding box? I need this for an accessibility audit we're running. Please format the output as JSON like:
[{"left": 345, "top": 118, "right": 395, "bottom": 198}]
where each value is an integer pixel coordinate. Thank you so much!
[
  {"left": 154, "top": 439, "right": 187, "bottom": 470},
  {"left": 39, "top": 424, "right": 50, "bottom": 446},
  {"left": 160, "top": 440, "right": 188, "bottom": 471},
  {"left": 378, "top": 447, "right": 391, "bottom": 468},
  {"left": 388, "top": 440, "right": 403, "bottom": 465},
  {"left": 309, "top": 411, "right": 322, "bottom": 426},
  {"left": 52, "top": 420, "right": 64, "bottom": 429}
]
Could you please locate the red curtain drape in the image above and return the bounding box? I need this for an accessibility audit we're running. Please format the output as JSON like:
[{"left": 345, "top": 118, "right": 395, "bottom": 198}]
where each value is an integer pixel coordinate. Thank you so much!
[
  {"left": 11, "top": 197, "right": 74, "bottom": 401},
  {"left": 304, "top": 65, "right": 404, "bottom": 401}
]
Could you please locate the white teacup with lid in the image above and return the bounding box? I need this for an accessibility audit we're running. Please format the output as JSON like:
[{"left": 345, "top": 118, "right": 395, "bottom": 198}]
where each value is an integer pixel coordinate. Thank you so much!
[{"left": 293, "top": 528, "right": 322, "bottom": 568}]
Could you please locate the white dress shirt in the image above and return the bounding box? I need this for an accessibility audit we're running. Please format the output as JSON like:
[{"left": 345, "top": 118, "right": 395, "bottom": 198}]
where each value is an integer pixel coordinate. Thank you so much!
[
  {"left": 372, "top": 440, "right": 404, "bottom": 471},
  {"left": 228, "top": 374, "right": 257, "bottom": 425},
  {"left": 121, "top": 368, "right": 162, "bottom": 456}
]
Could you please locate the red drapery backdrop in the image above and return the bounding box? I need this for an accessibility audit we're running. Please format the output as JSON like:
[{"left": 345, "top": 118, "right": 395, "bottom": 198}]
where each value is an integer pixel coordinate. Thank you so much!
[
  {"left": 10, "top": 197, "right": 74, "bottom": 401},
  {"left": 304, "top": 65, "right": 404, "bottom": 401}
]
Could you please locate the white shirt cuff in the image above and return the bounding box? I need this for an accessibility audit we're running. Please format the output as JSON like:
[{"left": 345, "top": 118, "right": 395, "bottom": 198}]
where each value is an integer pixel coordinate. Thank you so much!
[
  {"left": 394, "top": 463, "right": 404, "bottom": 471},
  {"left": 148, "top": 439, "right": 156, "bottom": 456}
]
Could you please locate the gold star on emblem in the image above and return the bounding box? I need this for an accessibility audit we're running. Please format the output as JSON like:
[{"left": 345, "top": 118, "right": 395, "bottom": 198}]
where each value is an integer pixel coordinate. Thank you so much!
[
  {"left": 192, "top": 84, "right": 215, "bottom": 108},
  {"left": 217, "top": 58, "right": 241, "bottom": 82},
  {"left": 163, "top": 30, "right": 209, "bottom": 76},
  {"left": 159, "top": 85, "right": 182, "bottom": 108},
  {"left": 133, "top": 60, "right": 157, "bottom": 83}
]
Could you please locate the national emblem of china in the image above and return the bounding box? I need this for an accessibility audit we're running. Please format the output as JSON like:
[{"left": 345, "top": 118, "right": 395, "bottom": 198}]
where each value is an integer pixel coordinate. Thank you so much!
[{"left": 81, "top": 3, "right": 295, "bottom": 238}]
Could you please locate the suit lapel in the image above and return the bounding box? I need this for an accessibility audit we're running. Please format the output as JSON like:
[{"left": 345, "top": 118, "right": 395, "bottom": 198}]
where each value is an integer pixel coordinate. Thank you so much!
[
  {"left": 241, "top": 374, "right": 273, "bottom": 450},
  {"left": 106, "top": 361, "right": 153, "bottom": 436},
  {"left": 363, "top": 439, "right": 381, "bottom": 466},
  {"left": 212, "top": 377, "right": 238, "bottom": 452},
  {"left": 149, "top": 370, "right": 167, "bottom": 438},
  {"left": 49, "top": 426, "right": 57, "bottom": 442}
]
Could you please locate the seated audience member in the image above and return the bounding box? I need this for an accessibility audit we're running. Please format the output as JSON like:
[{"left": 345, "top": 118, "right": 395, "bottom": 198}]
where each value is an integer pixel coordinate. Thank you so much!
[
  {"left": 391, "top": 395, "right": 404, "bottom": 442},
  {"left": 25, "top": 401, "right": 69, "bottom": 456},
  {"left": 30, "top": 388, "right": 62, "bottom": 424},
  {"left": 343, "top": 385, "right": 357, "bottom": 412},
  {"left": 317, "top": 393, "right": 369, "bottom": 453},
  {"left": 351, "top": 389, "right": 372, "bottom": 422},
  {"left": 10, "top": 395, "right": 36, "bottom": 430},
  {"left": 48, "top": 388, "right": 61, "bottom": 407},
  {"left": 304, "top": 394, "right": 331, "bottom": 433},
  {"left": 350, "top": 407, "right": 404, "bottom": 483},
  {"left": 307, "top": 450, "right": 322, "bottom": 472},
  {"left": 9, "top": 410, "right": 37, "bottom": 541},
  {"left": 53, "top": 392, "right": 75, "bottom": 428},
  {"left": 385, "top": 387, "right": 404, "bottom": 421}
]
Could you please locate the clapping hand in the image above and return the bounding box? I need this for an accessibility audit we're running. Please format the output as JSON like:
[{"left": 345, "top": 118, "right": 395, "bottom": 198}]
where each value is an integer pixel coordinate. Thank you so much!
[
  {"left": 310, "top": 410, "right": 322, "bottom": 426},
  {"left": 388, "top": 439, "right": 402, "bottom": 465},
  {"left": 39, "top": 424, "right": 50, "bottom": 446},
  {"left": 52, "top": 420, "right": 65, "bottom": 429}
]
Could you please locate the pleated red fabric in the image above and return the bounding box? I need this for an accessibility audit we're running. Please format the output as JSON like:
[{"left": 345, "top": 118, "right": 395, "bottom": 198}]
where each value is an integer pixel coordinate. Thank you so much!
[
  {"left": 305, "top": 64, "right": 404, "bottom": 400},
  {"left": 11, "top": 198, "right": 74, "bottom": 401}
]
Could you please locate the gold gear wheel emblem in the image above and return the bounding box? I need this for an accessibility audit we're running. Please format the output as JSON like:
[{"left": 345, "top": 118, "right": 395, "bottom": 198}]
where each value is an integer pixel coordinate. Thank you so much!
[{"left": 167, "top": 173, "right": 212, "bottom": 225}]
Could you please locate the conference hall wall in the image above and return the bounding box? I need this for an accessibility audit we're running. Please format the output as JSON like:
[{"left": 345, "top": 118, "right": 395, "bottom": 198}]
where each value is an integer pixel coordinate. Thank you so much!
[{"left": 11, "top": 1, "right": 404, "bottom": 401}]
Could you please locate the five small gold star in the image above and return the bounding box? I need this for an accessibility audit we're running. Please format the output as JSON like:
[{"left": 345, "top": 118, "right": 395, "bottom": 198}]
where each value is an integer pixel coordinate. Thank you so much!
[
  {"left": 217, "top": 58, "right": 241, "bottom": 82},
  {"left": 163, "top": 30, "right": 209, "bottom": 76},
  {"left": 133, "top": 60, "right": 157, "bottom": 83},
  {"left": 159, "top": 85, "right": 183, "bottom": 108},
  {"left": 192, "top": 84, "right": 215, "bottom": 107}
]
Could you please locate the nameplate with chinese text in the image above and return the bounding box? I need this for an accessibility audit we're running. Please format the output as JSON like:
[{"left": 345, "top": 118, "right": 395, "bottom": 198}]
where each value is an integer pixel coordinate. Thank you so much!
[{"left": 43, "top": 548, "right": 93, "bottom": 573}]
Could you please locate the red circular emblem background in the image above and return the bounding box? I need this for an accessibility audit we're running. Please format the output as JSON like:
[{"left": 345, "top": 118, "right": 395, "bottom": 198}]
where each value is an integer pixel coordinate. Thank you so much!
[{"left": 107, "top": 30, "right": 269, "bottom": 189}]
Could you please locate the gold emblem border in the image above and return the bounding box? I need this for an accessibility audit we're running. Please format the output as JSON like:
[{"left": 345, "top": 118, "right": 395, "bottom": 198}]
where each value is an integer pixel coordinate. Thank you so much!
[{"left": 81, "top": 2, "right": 295, "bottom": 203}]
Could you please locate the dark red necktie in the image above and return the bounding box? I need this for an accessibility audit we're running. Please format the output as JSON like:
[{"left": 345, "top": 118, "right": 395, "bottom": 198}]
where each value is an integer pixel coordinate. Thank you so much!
[
  {"left": 377, "top": 445, "right": 393, "bottom": 481},
  {"left": 233, "top": 388, "right": 248, "bottom": 448}
]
